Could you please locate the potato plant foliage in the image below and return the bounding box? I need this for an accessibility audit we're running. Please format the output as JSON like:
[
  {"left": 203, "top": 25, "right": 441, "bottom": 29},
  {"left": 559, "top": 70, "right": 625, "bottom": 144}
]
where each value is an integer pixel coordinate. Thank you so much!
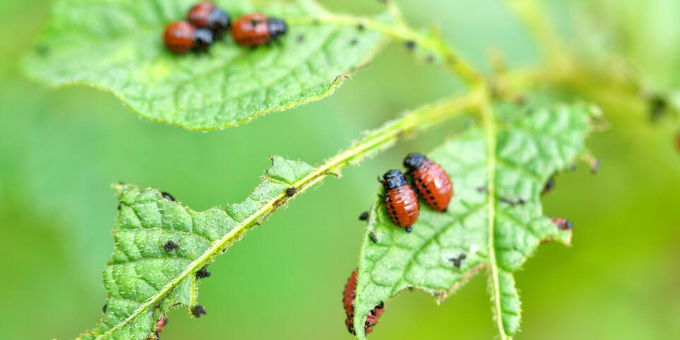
[{"left": 23, "top": 0, "right": 677, "bottom": 339}]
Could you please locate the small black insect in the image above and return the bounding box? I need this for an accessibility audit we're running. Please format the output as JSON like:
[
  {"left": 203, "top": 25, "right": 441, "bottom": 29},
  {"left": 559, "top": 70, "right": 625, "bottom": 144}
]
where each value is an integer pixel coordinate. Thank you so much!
[
  {"left": 404, "top": 40, "right": 416, "bottom": 51},
  {"left": 192, "top": 305, "right": 207, "bottom": 317},
  {"left": 196, "top": 266, "right": 211, "bottom": 279},
  {"left": 285, "top": 187, "right": 297, "bottom": 197},
  {"left": 449, "top": 253, "right": 467, "bottom": 268},
  {"left": 541, "top": 177, "right": 555, "bottom": 195},
  {"left": 164, "top": 240, "right": 180, "bottom": 252},
  {"left": 161, "top": 192, "right": 175, "bottom": 202},
  {"left": 102, "top": 304, "right": 107, "bottom": 313},
  {"left": 359, "top": 211, "right": 369, "bottom": 221},
  {"left": 369, "top": 232, "right": 378, "bottom": 244}
]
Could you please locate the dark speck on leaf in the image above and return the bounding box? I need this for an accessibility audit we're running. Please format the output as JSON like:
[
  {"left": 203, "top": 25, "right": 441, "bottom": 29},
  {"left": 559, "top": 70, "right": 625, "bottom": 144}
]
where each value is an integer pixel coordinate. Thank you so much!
[
  {"left": 359, "top": 211, "right": 369, "bottom": 221},
  {"left": 404, "top": 40, "right": 416, "bottom": 51},
  {"left": 117, "top": 204, "right": 121, "bottom": 210},
  {"left": 161, "top": 192, "right": 175, "bottom": 201},
  {"left": 369, "top": 232, "right": 377, "bottom": 243},
  {"left": 164, "top": 240, "right": 180, "bottom": 252},
  {"left": 349, "top": 38, "right": 358, "bottom": 46},
  {"left": 196, "top": 266, "right": 211, "bottom": 279},
  {"left": 192, "top": 305, "right": 207, "bottom": 317},
  {"left": 102, "top": 304, "right": 107, "bottom": 313},
  {"left": 357, "top": 23, "right": 365, "bottom": 31},
  {"left": 570, "top": 164, "right": 577, "bottom": 171},
  {"left": 425, "top": 54, "right": 435, "bottom": 63},
  {"left": 591, "top": 159, "right": 601, "bottom": 174},
  {"left": 36, "top": 44, "right": 50, "bottom": 56},
  {"left": 649, "top": 95, "right": 668, "bottom": 121},
  {"left": 449, "top": 253, "right": 467, "bottom": 268},
  {"left": 296, "top": 34, "right": 305, "bottom": 43},
  {"left": 285, "top": 187, "right": 297, "bottom": 197}
]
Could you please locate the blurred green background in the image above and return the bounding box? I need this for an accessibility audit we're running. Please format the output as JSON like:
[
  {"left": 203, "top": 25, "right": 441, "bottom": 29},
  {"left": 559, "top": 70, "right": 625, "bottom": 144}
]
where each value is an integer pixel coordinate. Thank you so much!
[{"left": 1, "top": 0, "right": 679, "bottom": 339}]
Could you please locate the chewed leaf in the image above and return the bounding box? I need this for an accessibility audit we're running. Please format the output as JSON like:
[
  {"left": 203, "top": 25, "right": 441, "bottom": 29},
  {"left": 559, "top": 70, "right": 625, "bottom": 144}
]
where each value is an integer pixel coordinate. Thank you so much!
[
  {"left": 77, "top": 156, "right": 312, "bottom": 340},
  {"left": 23, "top": 0, "right": 392, "bottom": 130},
  {"left": 353, "top": 104, "right": 601, "bottom": 339}
]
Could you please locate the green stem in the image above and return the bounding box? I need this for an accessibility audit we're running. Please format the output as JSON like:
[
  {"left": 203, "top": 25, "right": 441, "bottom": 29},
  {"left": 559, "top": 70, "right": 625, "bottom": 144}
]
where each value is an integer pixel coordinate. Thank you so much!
[{"left": 286, "top": 14, "right": 485, "bottom": 85}]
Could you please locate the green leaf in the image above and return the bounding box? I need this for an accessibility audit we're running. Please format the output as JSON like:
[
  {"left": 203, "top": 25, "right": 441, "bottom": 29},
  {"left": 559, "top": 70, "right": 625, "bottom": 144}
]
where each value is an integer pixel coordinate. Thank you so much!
[
  {"left": 23, "top": 0, "right": 391, "bottom": 130},
  {"left": 353, "top": 104, "right": 601, "bottom": 339},
  {"left": 77, "top": 156, "right": 313, "bottom": 340}
]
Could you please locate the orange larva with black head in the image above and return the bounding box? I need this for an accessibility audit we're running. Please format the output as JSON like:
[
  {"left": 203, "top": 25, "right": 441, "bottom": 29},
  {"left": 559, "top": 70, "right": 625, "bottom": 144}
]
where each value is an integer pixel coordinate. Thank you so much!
[
  {"left": 551, "top": 217, "right": 573, "bottom": 230},
  {"left": 163, "top": 21, "right": 214, "bottom": 54},
  {"left": 231, "top": 13, "right": 288, "bottom": 46},
  {"left": 404, "top": 153, "right": 453, "bottom": 212},
  {"left": 186, "top": 1, "right": 230, "bottom": 39},
  {"left": 343, "top": 269, "right": 385, "bottom": 335},
  {"left": 381, "top": 170, "right": 419, "bottom": 232}
]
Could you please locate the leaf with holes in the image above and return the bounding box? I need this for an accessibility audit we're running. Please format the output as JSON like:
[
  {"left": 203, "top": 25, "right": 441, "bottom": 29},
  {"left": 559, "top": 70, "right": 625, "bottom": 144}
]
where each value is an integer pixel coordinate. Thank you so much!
[
  {"left": 77, "top": 156, "right": 313, "bottom": 340},
  {"left": 352, "top": 103, "right": 602, "bottom": 339},
  {"left": 23, "top": 0, "right": 391, "bottom": 130}
]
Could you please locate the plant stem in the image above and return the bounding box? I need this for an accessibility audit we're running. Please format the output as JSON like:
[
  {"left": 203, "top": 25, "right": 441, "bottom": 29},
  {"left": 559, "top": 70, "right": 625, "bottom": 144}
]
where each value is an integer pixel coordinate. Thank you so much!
[{"left": 286, "top": 14, "right": 485, "bottom": 85}]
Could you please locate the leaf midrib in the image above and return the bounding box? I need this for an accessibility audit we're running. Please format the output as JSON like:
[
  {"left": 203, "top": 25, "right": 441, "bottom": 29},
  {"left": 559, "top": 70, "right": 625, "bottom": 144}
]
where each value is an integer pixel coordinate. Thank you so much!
[{"left": 480, "top": 104, "right": 510, "bottom": 340}]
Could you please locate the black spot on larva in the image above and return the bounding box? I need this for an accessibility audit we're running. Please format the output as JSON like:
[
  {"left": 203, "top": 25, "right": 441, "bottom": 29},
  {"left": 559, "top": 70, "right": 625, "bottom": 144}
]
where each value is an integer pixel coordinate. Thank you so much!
[
  {"left": 164, "top": 240, "right": 180, "bottom": 252},
  {"left": 404, "top": 40, "right": 416, "bottom": 51},
  {"left": 161, "top": 192, "right": 175, "bottom": 202},
  {"left": 359, "top": 211, "right": 369, "bottom": 221},
  {"left": 192, "top": 305, "right": 207, "bottom": 317},
  {"left": 285, "top": 187, "right": 297, "bottom": 197},
  {"left": 422, "top": 182, "right": 428, "bottom": 188},
  {"left": 102, "top": 304, "right": 107, "bottom": 313},
  {"left": 196, "top": 266, "right": 211, "bottom": 279},
  {"left": 369, "top": 232, "right": 378, "bottom": 244}
]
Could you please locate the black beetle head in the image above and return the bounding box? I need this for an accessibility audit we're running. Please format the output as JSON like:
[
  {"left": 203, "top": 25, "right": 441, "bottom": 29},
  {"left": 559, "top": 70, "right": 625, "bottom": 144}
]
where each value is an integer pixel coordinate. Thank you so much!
[
  {"left": 208, "top": 8, "right": 230, "bottom": 34},
  {"left": 382, "top": 170, "right": 407, "bottom": 190},
  {"left": 194, "top": 28, "right": 214, "bottom": 52},
  {"left": 267, "top": 17, "right": 288, "bottom": 40},
  {"left": 403, "top": 153, "right": 426, "bottom": 170}
]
